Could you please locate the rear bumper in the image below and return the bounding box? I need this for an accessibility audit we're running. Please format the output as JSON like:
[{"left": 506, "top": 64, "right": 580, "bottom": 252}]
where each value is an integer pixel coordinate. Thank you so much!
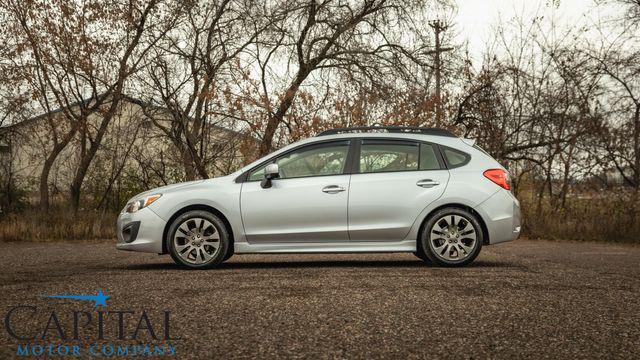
[
  {"left": 474, "top": 190, "right": 521, "bottom": 245},
  {"left": 116, "top": 208, "right": 166, "bottom": 253}
]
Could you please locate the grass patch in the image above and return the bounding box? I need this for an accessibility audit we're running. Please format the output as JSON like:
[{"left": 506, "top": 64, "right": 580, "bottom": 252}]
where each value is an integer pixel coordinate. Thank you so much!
[
  {"left": 521, "top": 192, "right": 640, "bottom": 244},
  {"left": 0, "top": 209, "right": 116, "bottom": 242}
]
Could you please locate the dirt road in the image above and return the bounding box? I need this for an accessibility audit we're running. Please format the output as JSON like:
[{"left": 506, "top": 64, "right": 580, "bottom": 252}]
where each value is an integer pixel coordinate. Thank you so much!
[{"left": 0, "top": 239, "right": 638, "bottom": 359}]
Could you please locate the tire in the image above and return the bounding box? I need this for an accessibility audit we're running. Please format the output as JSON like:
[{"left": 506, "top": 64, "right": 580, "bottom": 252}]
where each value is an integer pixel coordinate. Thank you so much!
[
  {"left": 167, "top": 210, "right": 229, "bottom": 269},
  {"left": 413, "top": 249, "right": 429, "bottom": 262},
  {"left": 223, "top": 249, "right": 234, "bottom": 262},
  {"left": 419, "top": 208, "right": 483, "bottom": 267}
]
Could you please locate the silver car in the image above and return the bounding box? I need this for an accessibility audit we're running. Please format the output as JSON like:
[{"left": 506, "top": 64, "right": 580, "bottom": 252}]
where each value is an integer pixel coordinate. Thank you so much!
[{"left": 116, "top": 126, "right": 521, "bottom": 268}]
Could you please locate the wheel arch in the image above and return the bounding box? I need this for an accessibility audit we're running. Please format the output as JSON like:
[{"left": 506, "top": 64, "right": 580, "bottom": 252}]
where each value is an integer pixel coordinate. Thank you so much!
[
  {"left": 416, "top": 203, "right": 490, "bottom": 252},
  {"left": 161, "top": 204, "right": 234, "bottom": 255}
]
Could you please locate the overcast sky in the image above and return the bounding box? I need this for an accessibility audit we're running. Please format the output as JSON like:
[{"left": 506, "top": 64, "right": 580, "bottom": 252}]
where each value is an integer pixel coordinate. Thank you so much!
[{"left": 454, "top": 0, "right": 611, "bottom": 62}]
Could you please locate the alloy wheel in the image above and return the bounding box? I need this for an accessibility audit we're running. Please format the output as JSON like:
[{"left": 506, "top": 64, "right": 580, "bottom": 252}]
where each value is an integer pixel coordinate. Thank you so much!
[
  {"left": 429, "top": 214, "right": 478, "bottom": 262},
  {"left": 172, "top": 217, "right": 221, "bottom": 265}
]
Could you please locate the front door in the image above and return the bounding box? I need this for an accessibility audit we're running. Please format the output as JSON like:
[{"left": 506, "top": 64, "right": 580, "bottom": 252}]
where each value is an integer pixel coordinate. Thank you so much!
[
  {"left": 240, "top": 140, "right": 352, "bottom": 243},
  {"left": 348, "top": 139, "right": 450, "bottom": 241}
]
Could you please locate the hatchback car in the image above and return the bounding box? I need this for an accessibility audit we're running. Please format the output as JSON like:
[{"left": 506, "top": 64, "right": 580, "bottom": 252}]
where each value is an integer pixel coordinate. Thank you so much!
[{"left": 117, "top": 126, "right": 520, "bottom": 268}]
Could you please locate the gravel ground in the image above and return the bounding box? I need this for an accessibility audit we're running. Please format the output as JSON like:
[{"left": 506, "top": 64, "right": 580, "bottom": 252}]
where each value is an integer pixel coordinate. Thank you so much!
[{"left": 0, "top": 239, "right": 638, "bottom": 359}]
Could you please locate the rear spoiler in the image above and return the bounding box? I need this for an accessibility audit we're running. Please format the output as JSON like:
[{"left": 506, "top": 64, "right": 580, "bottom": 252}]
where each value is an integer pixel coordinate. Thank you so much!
[{"left": 461, "top": 138, "right": 476, "bottom": 147}]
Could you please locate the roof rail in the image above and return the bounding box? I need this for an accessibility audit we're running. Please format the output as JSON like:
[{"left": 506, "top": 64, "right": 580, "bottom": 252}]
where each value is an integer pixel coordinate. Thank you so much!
[{"left": 316, "top": 126, "right": 457, "bottom": 137}]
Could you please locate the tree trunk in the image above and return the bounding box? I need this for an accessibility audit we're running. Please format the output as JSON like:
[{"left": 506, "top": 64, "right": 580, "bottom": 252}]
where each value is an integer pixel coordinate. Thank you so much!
[
  {"left": 559, "top": 140, "right": 576, "bottom": 210},
  {"left": 632, "top": 104, "right": 640, "bottom": 221},
  {"left": 184, "top": 129, "right": 209, "bottom": 179},
  {"left": 69, "top": 115, "right": 113, "bottom": 212},
  {"left": 179, "top": 143, "right": 197, "bottom": 181},
  {"left": 39, "top": 129, "right": 76, "bottom": 211},
  {"left": 633, "top": 104, "right": 640, "bottom": 189},
  {"left": 39, "top": 158, "right": 53, "bottom": 211},
  {"left": 258, "top": 71, "right": 309, "bottom": 156},
  {"left": 259, "top": 115, "right": 281, "bottom": 157}
]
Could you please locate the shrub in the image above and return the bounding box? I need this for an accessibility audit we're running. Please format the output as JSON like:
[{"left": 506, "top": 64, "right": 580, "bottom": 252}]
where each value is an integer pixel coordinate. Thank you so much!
[
  {"left": 0, "top": 179, "right": 29, "bottom": 218},
  {"left": 0, "top": 209, "right": 116, "bottom": 242},
  {"left": 520, "top": 190, "right": 640, "bottom": 244}
]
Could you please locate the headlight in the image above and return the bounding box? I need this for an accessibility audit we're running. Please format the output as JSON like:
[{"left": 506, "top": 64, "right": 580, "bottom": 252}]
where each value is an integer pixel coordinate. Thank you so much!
[{"left": 125, "top": 194, "right": 162, "bottom": 213}]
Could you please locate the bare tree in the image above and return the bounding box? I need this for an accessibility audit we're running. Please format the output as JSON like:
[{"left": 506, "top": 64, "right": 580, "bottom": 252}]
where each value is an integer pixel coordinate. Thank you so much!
[
  {"left": 252, "top": 0, "right": 438, "bottom": 156},
  {"left": 138, "top": 0, "right": 269, "bottom": 180},
  {"left": 587, "top": 0, "right": 640, "bottom": 190},
  {"left": 0, "top": 0, "right": 175, "bottom": 210}
]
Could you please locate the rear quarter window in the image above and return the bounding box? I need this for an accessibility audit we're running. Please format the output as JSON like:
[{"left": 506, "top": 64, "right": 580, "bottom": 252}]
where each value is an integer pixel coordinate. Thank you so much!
[{"left": 442, "top": 146, "right": 470, "bottom": 168}]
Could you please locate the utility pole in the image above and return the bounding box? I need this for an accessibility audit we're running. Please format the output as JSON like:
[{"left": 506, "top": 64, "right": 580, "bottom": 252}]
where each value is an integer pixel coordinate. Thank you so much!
[{"left": 425, "top": 20, "right": 453, "bottom": 125}]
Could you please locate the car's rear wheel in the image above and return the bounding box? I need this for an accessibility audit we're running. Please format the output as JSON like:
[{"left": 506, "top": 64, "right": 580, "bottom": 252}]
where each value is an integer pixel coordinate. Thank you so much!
[
  {"left": 420, "top": 208, "right": 483, "bottom": 267},
  {"left": 167, "top": 210, "right": 229, "bottom": 269}
]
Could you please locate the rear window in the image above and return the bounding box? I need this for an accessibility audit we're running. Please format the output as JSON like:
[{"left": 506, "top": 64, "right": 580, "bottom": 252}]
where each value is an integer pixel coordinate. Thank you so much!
[
  {"left": 358, "top": 140, "right": 443, "bottom": 173},
  {"left": 360, "top": 141, "right": 419, "bottom": 173},
  {"left": 442, "top": 147, "right": 470, "bottom": 168}
]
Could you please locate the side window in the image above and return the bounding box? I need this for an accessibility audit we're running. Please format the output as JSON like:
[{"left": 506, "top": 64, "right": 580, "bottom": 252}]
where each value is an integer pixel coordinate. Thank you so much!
[
  {"left": 420, "top": 143, "right": 441, "bottom": 170},
  {"left": 442, "top": 147, "right": 470, "bottom": 168},
  {"left": 248, "top": 141, "right": 349, "bottom": 180},
  {"left": 359, "top": 141, "right": 419, "bottom": 173},
  {"left": 248, "top": 165, "right": 267, "bottom": 181}
]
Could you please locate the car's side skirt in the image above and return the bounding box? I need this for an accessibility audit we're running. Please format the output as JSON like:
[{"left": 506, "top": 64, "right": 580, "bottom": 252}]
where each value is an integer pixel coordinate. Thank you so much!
[{"left": 234, "top": 240, "right": 416, "bottom": 253}]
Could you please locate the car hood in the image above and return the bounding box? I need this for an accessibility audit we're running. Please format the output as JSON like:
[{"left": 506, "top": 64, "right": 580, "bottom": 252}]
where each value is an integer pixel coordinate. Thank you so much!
[
  {"left": 147, "top": 180, "right": 206, "bottom": 195},
  {"left": 131, "top": 177, "right": 228, "bottom": 200}
]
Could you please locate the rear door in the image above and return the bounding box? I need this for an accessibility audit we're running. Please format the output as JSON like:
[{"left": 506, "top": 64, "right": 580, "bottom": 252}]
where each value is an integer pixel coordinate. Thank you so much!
[{"left": 347, "top": 139, "right": 449, "bottom": 241}]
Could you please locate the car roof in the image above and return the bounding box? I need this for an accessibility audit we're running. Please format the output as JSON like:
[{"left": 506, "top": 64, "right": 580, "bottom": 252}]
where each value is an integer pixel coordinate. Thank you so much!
[
  {"left": 295, "top": 132, "right": 466, "bottom": 147},
  {"left": 316, "top": 126, "right": 456, "bottom": 137},
  {"left": 233, "top": 132, "right": 471, "bottom": 177}
]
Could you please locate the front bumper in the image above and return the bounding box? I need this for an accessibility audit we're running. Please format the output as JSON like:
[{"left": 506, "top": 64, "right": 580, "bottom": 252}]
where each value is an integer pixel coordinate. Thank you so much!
[
  {"left": 475, "top": 189, "right": 521, "bottom": 245},
  {"left": 116, "top": 208, "right": 167, "bottom": 253}
]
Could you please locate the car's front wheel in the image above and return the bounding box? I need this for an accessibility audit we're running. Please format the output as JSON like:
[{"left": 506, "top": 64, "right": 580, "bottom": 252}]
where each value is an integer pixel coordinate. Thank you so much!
[
  {"left": 419, "top": 208, "right": 483, "bottom": 267},
  {"left": 167, "top": 210, "right": 229, "bottom": 269}
]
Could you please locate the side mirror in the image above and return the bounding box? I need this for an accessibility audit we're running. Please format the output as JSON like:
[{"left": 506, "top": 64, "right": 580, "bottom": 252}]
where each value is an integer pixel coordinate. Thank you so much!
[{"left": 260, "top": 163, "right": 279, "bottom": 189}]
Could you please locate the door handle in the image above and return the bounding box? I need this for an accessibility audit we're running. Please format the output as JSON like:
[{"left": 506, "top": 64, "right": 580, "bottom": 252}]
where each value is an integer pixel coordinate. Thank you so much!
[
  {"left": 416, "top": 179, "right": 440, "bottom": 188},
  {"left": 322, "top": 185, "right": 346, "bottom": 194}
]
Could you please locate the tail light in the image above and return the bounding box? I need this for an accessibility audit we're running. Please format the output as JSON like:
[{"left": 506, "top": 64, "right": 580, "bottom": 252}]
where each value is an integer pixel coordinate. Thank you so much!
[{"left": 483, "top": 169, "right": 511, "bottom": 190}]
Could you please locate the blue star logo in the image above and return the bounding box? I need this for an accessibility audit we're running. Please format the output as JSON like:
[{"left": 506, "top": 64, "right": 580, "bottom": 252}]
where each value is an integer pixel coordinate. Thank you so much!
[{"left": 44, "top": 290, "right": 110, "bottom": 308}]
